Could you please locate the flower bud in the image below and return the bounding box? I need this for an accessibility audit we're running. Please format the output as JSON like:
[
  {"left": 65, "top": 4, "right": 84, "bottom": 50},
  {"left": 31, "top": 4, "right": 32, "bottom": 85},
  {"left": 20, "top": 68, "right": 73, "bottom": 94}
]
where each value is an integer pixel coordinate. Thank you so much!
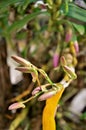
[
  {"left": 8, "top": 102, "right": 25, "bottom": 110},
  {"left": 73, "top": 57, "right": 77, "bottom": 66},
  {"left": 70, "top": 42, "right": 76, "bottom": 56},
  {"left": 47, "top": 0, "right": 53, "bottom": 6},
  {"left": 38, "top": 90, "right": 56, "bottom": 101},
  {"left": 32, "top": 87, "right": 41, "bottom": 95},
  {"left": 60, "top": 56, "right": 67, "bottom": 66},
  {"left": 56, "top": 0, "right": 62, "bottom": 6},
  {"left": 16, "top": 67, "right": 33, "bottom": 73},
  {"left": 74, "top": 41, "right": 79, "bottom": 54},
  {"left": 65, "top": 29, "right": 72, "bottom": 43},
  {"left": 53, "top": 53, "right": 59, "bottom": 68},
  {"left": 11, "top": 55, "right": 31, "bottom": 66}
]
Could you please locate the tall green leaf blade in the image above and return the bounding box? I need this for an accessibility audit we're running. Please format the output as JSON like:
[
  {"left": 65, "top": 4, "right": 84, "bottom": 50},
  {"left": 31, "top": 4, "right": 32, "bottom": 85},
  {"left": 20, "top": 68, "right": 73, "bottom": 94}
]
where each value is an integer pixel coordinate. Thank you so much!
[
  {"left": 0, "top": 0, "right": 38, "bottom": 13},
  {"left": 0, "top": 0, "right": 23, "bottom": 12},
  {"left": 61, "top": 3, "right": 86, "bottom": 23}
]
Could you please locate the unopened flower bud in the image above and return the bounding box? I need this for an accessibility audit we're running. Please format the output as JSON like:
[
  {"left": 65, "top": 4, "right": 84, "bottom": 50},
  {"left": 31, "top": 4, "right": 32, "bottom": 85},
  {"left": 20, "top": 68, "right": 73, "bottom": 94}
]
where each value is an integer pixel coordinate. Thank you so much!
[
  {"left": 32, "top": 87, "right": 41, "bottom": 95},
  {"left": 70, "top": 42, "right": 76, "bottom": 56},
  {"left": 56, "top": 0, "right": 62, "bottom": 6},
  {"left": 53, "top": 53, "right": 59, "bottom": 68},
  {"left": 8, "top": 102, "right": 25, "bottom": 110},
  {"left": 60, "top": 56, "right": 67, "bottom": 66},
  {"left": 73, "top": 57, "right": 77, "bottom": 66},
  {"left": 65, "top": 29, "right": 72, "bottom": 42},
  {"left": 74, "top": 41, "right": 79, "bottom": 54},
  {"left": 65, "top": 54, "right": 73, "bottom": 65},
  {"left": 11, "top": 55, "right": 31, "bottom": 66},
  {"left": 38, "top": 90, "right": 56, "bottom": 101},
  {"left": 16, "top": 67, "right": 33, "bottom": 73}
]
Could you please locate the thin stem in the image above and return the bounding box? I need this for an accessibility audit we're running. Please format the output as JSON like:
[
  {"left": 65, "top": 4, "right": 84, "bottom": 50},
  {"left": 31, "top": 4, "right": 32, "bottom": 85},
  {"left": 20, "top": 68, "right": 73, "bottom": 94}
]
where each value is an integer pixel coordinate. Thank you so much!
[
  {"left": 22, "top": 96, "right": 36, "bottom": 104},
  {"left": 37, "top": 77, "right": 41, "bottom": 86},
  {"left": 22, "top": 91, "right": 43, "bottom": 104}
]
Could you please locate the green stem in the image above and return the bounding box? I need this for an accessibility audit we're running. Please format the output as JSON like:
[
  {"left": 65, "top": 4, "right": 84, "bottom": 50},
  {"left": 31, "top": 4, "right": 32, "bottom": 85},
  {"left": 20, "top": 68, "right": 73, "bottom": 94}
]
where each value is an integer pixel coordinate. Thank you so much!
[{"left": 22, "top": 91, "right": 43, "bottom": 104}]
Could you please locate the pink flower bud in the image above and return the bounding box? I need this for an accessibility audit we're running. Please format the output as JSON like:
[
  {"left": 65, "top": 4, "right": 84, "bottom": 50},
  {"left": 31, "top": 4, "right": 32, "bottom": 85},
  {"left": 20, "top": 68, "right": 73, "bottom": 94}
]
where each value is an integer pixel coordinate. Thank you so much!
[
  {"left": 53, "top": 53, "right": 59, "bottom": 68},
  {"left": 65, "top": 29, "right": 72, "bottom": 43},
  {"left": 38, "top": 91, "right": 56, "bottom": 101},
  {"left": 32, "top": 87, "right": 41, "bottom": 95},
  {"left": 15, "top": 67, "right": 32, "bottom": 73},
  {"left": 60, "top": 56, "right": 67, "bottom": 66},
  {"left": 8, "top": 102, "right": 25, "bottom": 110},
  {"left": 74, "top": 41, "right": 79, "bottom": 54},
  {"left": 11, "top": 55, "right": 31, "bottom": 66}
]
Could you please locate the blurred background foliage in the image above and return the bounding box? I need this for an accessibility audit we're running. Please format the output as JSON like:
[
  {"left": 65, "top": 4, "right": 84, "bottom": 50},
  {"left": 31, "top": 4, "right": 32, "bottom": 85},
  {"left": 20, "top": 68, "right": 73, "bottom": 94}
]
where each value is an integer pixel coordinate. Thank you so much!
[{"left": 0, "top": 0, "right": 86, "bottom": 130}]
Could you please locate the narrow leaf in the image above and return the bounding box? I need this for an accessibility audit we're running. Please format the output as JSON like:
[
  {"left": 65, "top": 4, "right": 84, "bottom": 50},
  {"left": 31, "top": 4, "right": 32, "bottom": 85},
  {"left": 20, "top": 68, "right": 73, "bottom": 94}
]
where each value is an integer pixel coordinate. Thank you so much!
[
  {"left": 7, "top": 11, "right": 49, "bottom": 33},
  {"left": 72, "top": 23, "right": 85, "bottom": 35},
  {"left": 0, "top": 0, "right": 23, "bottom": 12},
  {"left": 61, "top": 3, "right": 86, "bottom": 23},
  {"left": 60, "top": 56, "right": 67, "bottom": 66}
]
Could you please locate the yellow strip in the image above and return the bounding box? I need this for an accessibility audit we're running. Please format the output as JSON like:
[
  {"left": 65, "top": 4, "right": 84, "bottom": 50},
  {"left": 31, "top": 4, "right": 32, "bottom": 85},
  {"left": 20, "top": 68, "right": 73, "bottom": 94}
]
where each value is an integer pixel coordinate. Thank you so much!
[{"left": 42, "top": 87, "right": 65, "bottom": 130}]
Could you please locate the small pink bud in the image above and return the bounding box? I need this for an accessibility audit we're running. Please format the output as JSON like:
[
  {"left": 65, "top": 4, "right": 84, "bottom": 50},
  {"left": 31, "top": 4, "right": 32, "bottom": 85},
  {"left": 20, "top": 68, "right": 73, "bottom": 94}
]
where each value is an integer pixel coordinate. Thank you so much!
[
  {"left": 11, "top": 55, "right": 31, "bottom": 66},
  {"left": 74, "top": 41, "right": 79, "bottom": 54},
  {"left": 8, "top": 102, "right": 25, "bottom": 110},
  {"left": 60, "top": 56, "right": 67, "bottom": 66},
  {"left": 32, "top": 87, "right": 41, "bottom": 95},
  {"left": 16, "top": 67, "right": 33, "bottom": 73},
  {"left": 53, "top": 53, "right": 59, "bottom": 68},
  {"left": 38, "top": 91, "right": 56, "bottom": 101},
  {"left": 65, "top": 29, "right": 72, "bottom": 42}
]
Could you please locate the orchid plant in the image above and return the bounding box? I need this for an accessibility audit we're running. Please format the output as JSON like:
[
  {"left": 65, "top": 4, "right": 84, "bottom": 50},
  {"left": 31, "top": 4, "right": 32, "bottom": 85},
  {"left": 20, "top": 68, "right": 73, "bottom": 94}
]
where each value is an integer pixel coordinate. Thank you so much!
[
  {"left": 4, "top": 0, "right": 86, "bottom": 129},
  {"left": 9, "top": 42, "right": 78, "bottom": 129}
]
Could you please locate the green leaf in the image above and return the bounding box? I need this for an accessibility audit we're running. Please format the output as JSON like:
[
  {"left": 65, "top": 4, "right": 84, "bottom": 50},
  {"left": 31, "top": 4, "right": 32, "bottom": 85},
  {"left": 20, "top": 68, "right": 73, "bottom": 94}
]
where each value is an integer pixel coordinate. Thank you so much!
[
  {"left": 80, "top": 112, "right": 86, "bottom": 120},
  {"left": 7, "top": 11, "right": 49, "bottom": 33},
  {"left": 0, "top": 0, "right": 37, "bottom": 14},
  {"left": 17, "top": 0, "right": 38, "bottom": 14},
  {"left": 0, "top": 0, "right": 23, "bottom": 13},
  {"left": 22, "top": 0, "right": 37, "bottom": 10},
  {"left": 61, "top": 3, "right": 86, "bottom": 23},
  {"left": 16, "top": 31, "right": 27, "bottom": 40},
  {"left": 72, "top": 23, "right": 85, "bottom": 35}
]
